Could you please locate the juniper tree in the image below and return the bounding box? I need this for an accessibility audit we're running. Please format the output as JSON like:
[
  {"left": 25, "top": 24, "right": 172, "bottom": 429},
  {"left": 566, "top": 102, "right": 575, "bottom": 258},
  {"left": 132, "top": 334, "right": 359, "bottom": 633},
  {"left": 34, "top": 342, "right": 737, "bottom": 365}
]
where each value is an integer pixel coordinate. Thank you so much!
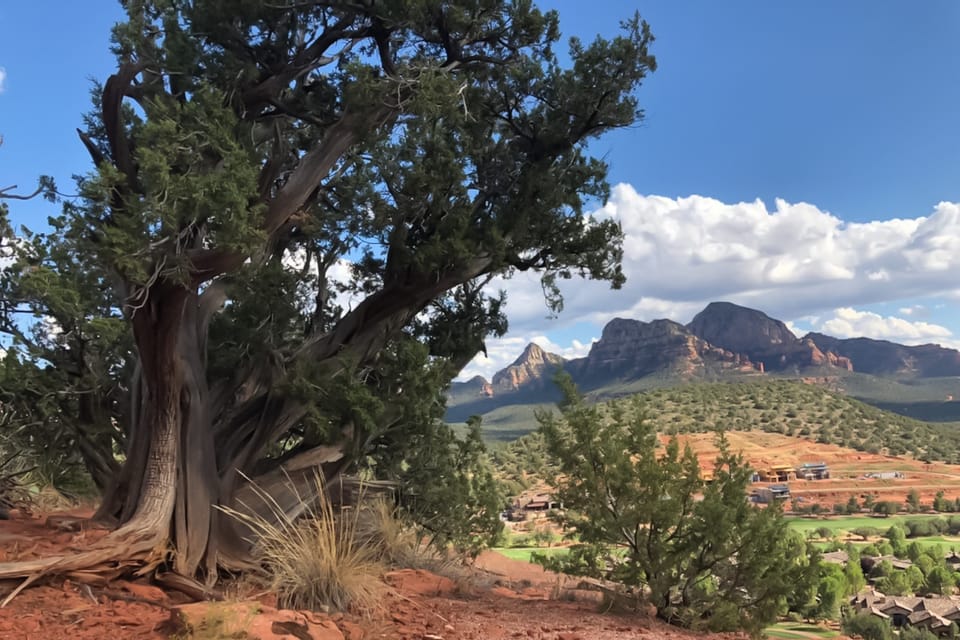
[
  {"left": 537, "top": 375, "right": 820, "bottom": 633},
  {"left": 0, "top": 0, "right": 656, "bottom": 584}
]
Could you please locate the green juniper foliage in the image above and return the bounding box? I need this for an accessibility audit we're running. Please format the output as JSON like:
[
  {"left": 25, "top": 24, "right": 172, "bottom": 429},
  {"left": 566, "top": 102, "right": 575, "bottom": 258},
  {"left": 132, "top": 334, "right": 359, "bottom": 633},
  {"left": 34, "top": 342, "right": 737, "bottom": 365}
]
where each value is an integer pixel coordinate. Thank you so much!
[
  {"left": 0, "top": 1, "right": 657, "bottom": 577},
  {"left": 536, "top": 374, "right": 820, "bottom": 633}
]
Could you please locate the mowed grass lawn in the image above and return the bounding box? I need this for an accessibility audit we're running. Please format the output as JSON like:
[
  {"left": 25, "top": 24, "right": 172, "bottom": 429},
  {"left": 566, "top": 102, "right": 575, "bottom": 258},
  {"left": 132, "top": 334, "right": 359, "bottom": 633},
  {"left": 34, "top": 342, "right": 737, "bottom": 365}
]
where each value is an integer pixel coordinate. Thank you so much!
[
  {"left": 496, "top": 515, "right": 960, "bottom": 564},
  {"left": 788, "top": 514, "right": 960, "bottom": 551},
  {"left": 764, "top": 622, "right": 839, "bottom": 640},
  {"left": 786, "top": 514, "right": 945, "bottom": 535},
  {"left": 493, "top": 546, "right": 570, "bottom": 563}
]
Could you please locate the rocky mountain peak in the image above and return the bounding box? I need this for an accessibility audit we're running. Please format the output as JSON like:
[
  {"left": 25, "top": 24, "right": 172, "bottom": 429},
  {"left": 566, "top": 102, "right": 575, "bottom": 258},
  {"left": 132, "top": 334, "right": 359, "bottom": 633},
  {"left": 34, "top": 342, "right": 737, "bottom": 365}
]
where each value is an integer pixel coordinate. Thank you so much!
[
  {"left": 568, "top": 317, "right": 755, "bottom": 382},
  {"left": 684, "top": 301, "right": 853, "bottom": 372},
  {"left": 687, "top": 301, "right": 796, "bottom": 353},
  {"left": 510, "top": 342, "right": 558, "bottom": 367},
  {"left": 491, "top": 343, "right": 565, "bottom": 392}
]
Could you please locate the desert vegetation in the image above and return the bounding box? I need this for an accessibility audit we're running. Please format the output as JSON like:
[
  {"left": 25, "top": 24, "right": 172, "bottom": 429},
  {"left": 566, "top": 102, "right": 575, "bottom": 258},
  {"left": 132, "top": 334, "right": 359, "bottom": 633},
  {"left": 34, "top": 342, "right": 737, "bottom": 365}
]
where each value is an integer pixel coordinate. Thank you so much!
[
  {"left": 0, "top": 0, "right": 659, "bottom": 591},
  {"left": 526, "top": 374, "right": 845, "bottom": 633},
  {"left": 0, "top": 2, "right": 953, "bottom": 639}
]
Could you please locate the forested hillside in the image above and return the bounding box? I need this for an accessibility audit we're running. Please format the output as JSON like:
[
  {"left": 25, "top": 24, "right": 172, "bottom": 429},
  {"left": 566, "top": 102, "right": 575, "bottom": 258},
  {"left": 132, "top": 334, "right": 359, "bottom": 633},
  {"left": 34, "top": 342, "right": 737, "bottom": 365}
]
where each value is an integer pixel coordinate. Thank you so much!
[{"left": 491, "top": 380, "right": 960, "bottom": 491}]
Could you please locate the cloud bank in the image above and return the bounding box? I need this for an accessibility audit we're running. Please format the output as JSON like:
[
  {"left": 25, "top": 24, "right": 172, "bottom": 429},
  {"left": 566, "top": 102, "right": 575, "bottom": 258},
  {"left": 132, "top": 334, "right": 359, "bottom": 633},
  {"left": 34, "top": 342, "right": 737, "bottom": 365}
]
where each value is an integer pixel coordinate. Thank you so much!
[{"left": 459, "top": 185, "right": 960, "bottom": 379}]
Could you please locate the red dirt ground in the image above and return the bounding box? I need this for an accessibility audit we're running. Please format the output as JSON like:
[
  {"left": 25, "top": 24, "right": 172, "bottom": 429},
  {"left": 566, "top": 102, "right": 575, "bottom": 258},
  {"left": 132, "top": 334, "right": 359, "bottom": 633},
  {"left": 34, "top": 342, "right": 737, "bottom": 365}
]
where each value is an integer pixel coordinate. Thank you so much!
[{"left": 0, "top": 509, "right": 758, "bottom": 640}]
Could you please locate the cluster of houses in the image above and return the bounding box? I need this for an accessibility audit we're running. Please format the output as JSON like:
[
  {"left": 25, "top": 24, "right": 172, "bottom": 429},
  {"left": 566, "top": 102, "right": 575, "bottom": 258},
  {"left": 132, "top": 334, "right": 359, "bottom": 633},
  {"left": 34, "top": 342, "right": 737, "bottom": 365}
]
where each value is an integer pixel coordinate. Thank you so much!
[
  {"left": 751, "top": 461, "right": 831, "bottom": 483},
  {"left": 506, "top": 461, "right": 836, "bottom": 515},
  {"left": 746, "top": 462, "right": 831, "bottom": 504},
  {"left": 503, "top": 493, "right": 562, "bottom": 521},
  {"left": 833, "top": 551, "right": 960, "bottom": 635},
  {"left": 851, "top": 591, "right": 960, "bottom": 636},
  {"left": 751, "top": 484, "right": 792, "bottom": 503}
]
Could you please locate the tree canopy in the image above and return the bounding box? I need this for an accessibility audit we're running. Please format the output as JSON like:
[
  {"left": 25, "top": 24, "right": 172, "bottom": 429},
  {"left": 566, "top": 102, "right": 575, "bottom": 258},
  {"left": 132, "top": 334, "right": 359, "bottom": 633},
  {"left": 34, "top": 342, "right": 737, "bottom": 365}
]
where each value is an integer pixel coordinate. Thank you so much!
[{"left": 0, "top": 0, "right": 656, "bottom": 585}]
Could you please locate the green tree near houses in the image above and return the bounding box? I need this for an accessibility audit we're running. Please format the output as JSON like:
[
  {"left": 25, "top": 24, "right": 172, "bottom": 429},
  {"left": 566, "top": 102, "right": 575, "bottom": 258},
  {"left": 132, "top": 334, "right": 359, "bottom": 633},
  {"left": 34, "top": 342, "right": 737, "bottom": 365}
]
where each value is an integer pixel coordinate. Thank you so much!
[
  {"left": 844, "top": 545, "right": 867, "bottom": 595},
  {"left": 842, "top": 612, "right": 894, "bottom": 640},
  {"left": 923, "top": 564, "right": 955, "bottom": 596},
  {"left": 933, "top": 491, "right": 949, "bottom": 512},
  {"left": 886, "top": 525, "right": 908, "bottom": 557},
  {"left": 0, "top": 0, "right": 657, "bottom": 583},
  {"left": 908, "top": 489, "right": 923, "bottom": 513},
  {"left": 535, "top": 375, "right": 820, "bottom": 633}
]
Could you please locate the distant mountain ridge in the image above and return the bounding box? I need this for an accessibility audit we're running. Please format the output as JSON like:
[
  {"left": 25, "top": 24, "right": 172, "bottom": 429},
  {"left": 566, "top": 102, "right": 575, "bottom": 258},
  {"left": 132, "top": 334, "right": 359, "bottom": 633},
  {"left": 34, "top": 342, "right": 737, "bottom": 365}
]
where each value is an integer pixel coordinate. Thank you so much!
[
  {"left": 564, "top": 318, "right": 755, "bottom": 382},
  {"left": 447, "top": 301, "right": 960, "bottom": 427},
  {"left": 686, "top": 302, "right": 853, "bottom": 373},
  {"left": 802, "top": 332, "right": 960, "bottom": 378}
]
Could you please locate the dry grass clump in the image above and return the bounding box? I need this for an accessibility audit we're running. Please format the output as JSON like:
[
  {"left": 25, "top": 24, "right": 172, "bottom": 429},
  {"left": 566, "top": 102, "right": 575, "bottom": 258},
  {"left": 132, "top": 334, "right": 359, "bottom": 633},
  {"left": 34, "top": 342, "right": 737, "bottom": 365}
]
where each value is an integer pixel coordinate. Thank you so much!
[
  {"left": 357, "top": 500, "right": 429, "bottom": 567},
  {"left": 358, "top": 500, "right": 458, "bottom": 572},
  {"left": 221, "top": 474, "right": 385, "bottom": 615},
  {"left": 170, "top": 602, "right": 260, "bottom": 639}
]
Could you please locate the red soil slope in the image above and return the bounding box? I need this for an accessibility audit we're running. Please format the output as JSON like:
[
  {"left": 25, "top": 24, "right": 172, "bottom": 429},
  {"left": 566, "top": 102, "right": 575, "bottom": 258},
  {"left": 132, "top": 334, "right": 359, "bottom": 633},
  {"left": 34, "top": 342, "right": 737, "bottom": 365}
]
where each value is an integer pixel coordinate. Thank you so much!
[{"left": 665, "top": 431, "right": 960, "bottom": 506}]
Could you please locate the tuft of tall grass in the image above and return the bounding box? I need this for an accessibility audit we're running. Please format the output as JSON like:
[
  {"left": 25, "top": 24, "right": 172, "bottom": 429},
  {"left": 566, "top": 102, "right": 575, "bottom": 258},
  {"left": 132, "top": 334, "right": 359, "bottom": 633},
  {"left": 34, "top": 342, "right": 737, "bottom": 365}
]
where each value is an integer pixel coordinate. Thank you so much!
[
  {"left": 357, "top": 499, "right": 461, "bottom": 573},
  {"left": 220, "top": 473, "right": 384, "bottom": 614}
]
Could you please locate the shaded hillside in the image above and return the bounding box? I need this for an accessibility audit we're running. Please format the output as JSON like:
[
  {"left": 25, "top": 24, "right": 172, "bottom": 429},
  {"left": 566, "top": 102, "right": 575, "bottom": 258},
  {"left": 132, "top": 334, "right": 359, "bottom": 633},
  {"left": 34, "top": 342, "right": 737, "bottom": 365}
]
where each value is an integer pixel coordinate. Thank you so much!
[
  {"left": 636, "top": 380, "right": 960, "bottom": 461},
  {"left": 829, "top": 375, "right": 960, "bottom": 422}
]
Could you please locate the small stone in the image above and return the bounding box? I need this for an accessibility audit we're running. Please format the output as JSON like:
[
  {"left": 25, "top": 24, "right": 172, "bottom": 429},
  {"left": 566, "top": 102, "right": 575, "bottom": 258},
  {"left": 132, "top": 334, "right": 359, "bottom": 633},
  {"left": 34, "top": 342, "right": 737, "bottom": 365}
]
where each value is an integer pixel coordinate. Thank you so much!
[
  {"left": 340, "top": 620, "right": 365, "bottom": 640},
  {"left": 118, "top": 579, "right": 168, "bottom": 602}
]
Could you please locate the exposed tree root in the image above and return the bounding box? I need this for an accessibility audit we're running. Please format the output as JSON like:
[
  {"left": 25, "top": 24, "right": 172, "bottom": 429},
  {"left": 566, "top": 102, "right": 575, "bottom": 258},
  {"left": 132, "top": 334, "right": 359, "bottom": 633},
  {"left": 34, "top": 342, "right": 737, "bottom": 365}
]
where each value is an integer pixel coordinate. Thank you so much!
[
  {"left": 0, "top": 520, "right": 163, "bottom": 607},
  {"left": 0, "top": 458, "right": 384, "bottom": 607},
  {"left": 156, "top": 571, "right": 224, "bottom": 601}
]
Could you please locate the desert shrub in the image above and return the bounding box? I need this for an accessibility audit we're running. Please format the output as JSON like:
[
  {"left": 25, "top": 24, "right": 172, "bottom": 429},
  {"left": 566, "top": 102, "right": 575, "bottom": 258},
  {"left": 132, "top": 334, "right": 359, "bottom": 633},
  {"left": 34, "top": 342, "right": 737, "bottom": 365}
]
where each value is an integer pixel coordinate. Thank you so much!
[
  {"left": 874, "top": 501, "right": 901, "bottom": 517},
  {"left": 386, "top": 419, "right": 505, "bottom": 557},
  {"left": 221, "top": 474, "right": 384, "bottom": 614},
  {"left": 532, "top": 525, "right": 558, "bottom": 548},
  {"left": 510, "top": 534, "right": 533, "bottom": 548},
  {"left": 535, "top": 375, "right": 820, "bottom": 634},
  {"left": 933, "top": 492, "right": 954, "bottom": 513}
]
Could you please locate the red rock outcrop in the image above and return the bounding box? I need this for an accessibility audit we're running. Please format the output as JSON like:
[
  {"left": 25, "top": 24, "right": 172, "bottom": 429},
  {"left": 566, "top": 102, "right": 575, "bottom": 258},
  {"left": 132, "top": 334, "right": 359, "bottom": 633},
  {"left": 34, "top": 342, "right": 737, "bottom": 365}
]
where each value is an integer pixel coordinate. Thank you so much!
[
  {"left": 687, "top": 302, "right": 852, "bottom": 373},
  {"left": 491, "top": 343, "right": 565, "bottom": 392}
]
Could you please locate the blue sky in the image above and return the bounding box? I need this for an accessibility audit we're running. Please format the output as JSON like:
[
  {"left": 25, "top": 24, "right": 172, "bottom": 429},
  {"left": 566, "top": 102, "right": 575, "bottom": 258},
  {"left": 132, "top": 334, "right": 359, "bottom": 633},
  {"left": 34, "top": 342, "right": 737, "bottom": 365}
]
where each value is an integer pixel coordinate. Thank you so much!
[{"left": 1, "top": 2, "right": 959, "bottom": 379}]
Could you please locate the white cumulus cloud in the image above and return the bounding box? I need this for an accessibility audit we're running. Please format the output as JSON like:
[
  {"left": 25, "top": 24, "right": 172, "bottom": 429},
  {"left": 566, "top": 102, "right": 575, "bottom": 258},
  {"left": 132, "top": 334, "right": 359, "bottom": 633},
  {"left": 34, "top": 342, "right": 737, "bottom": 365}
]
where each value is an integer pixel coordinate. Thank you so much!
[
  {"left": 0, "top": 67, "right": 6, "bottom": 93},
  {"left": 490, "top": 186, "right": 960, "bottom": 331},
  {"left": 458, "top": 186, "right": 960, "bottom": 379},
  {"left": 818, "top": 308, "right": 953, "bottom": 344},
  {"left": 898, "top": 305, "right": 927, "bottom": 317}
]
